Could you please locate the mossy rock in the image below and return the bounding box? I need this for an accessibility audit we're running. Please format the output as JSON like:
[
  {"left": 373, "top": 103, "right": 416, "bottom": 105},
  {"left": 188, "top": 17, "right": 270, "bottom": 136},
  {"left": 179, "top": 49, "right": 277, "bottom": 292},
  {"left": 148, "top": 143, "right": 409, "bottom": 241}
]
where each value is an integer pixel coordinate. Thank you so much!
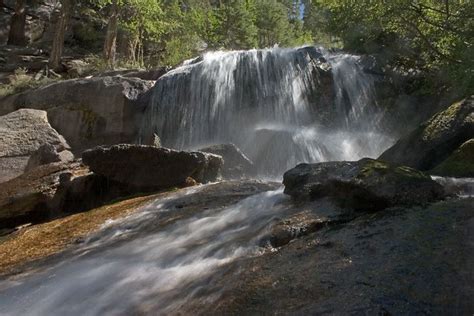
[
  {"left": 283, "top": 158, "right": 446, "bottom": 212},
  {"left": 430, "top": 139, "right": 474, "bottom": 178},
  {"left": 379, "top": 96, "right": 474, "bottom": 170}
]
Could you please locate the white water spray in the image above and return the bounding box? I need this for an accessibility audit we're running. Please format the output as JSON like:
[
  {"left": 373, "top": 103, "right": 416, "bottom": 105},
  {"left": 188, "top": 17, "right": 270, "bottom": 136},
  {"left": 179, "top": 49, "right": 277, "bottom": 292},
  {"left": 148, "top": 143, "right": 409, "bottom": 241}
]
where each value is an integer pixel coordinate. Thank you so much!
[
  {"left": 0, "top": 187, "right": 289, "bottom": 315},
  {"left": 144, "top": 46, "right": 393, "bottom": 176}
]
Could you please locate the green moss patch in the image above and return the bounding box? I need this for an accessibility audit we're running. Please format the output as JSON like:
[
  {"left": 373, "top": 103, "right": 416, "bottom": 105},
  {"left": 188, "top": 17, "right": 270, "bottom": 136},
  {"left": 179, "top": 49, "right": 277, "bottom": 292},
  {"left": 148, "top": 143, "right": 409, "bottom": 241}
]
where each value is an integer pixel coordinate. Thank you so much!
[
  {"left": 430, "top": 139, "right": 474, "bottom": 177},
  {"left": 422, "top": 100, "right": 463, "bottom": 141}
]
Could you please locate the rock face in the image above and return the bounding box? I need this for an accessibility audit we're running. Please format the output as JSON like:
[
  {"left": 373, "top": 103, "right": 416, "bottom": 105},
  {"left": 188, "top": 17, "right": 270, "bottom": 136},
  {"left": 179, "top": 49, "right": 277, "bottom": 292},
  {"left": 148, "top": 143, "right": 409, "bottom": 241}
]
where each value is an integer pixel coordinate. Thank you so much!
[
  {"left": 198, "top": 143, "right": 254, "bottom": 179},
  {"left": 25, "top": 143, "right": 74, "bottom": 172},
  {"left": 93, "top": 68, "right": 169, "bottom": 81},
  {"left": 82, "top": 144, "right": 223, "bottom": 189},
  {"left": 0, "top": 162, "right": 83, "bottom": 228},
  {"left": 430, "top": 139, "right": 474, "bottom": 178},
  {"left": 0, "top": 160, "right": 144, "bottom": 229},
  {"left": 379, "top": 96, "right": 474, "bottom": 170},
  {"left": 283, "top": 158, "right": 445, "bottom": 211},
  {"left": 197, "top": 197, "right": 473, "bottom": 315},
  {"left": 0, "top": 76, "right": 155, "bottom": 152},
  {"left": 0, "top": 143, "right": 224, "bottom": 229},
  {"left": 0, "top": 109, "right": 72, "bottom": 182}
]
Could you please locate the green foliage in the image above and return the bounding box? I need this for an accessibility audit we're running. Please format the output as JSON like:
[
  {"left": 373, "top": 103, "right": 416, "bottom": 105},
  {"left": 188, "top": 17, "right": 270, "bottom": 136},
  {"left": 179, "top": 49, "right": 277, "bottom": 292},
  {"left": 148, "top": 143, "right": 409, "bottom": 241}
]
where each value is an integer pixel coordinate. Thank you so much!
[
  {"left": 0, "top": 68, "right": 58, "bottom": 97},
  {"left": 153, "top": 0, "right": 206, "bottom": 66},
  {"left": 210, "top": 0, "right": 258, "bottom": 49},
  {"left": 304, "top": 0, "right": 474, "bottom": 95},
  {"left": 120, "top": 0, "right": 165, "bottom": 41},
  {"left": 73, "top": 23, "right": 102, "bottom": 49},
  {"left": 80, "top": 0, "right": 313, "bottom": 67},
  {"left": 48, "top": 0, "right": 473, "bottom": 99}
]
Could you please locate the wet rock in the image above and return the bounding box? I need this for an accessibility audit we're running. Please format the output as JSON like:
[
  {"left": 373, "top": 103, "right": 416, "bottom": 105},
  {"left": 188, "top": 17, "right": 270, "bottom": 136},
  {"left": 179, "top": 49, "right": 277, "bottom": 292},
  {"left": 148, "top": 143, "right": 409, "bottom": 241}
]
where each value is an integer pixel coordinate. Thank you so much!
[
  {"left": 56, "top": 172, "right": 143, "bottom": 215},
  {"left": 263, "top": 211, "right": 329, "bottom": 248},
  {"left": 430, "top": 138, "right": 474, "bottom": 178},
  {"left": 82, "top": 144, "right": 223, "bottom": 190},
  {"left": 0, "top": 109, "right": 72, "bottom": 182},
  {"left": 283, "top": 158, "right": 445, "bottom": 211},
  {"left": 198, "top": 197, "right": 474, "bottom": 315},
  {"left": 199, "top": 143, "right": 254, "bottom": 179},
  {"left": 431, "top": 176, "right": 474, "bottom": 197},
  {"left": 0, "top": 76, "right": 155, "bottom": 152},
  {"left": 379, "top": 96, "right": 474, "bottom": 170}
]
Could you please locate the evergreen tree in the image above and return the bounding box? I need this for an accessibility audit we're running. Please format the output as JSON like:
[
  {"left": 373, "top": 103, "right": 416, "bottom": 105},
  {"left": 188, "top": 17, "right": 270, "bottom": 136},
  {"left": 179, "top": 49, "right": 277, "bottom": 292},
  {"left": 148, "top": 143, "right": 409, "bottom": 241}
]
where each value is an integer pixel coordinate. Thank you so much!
[{"left": 215, "top": 0, "right": 258, "bottom": 49}]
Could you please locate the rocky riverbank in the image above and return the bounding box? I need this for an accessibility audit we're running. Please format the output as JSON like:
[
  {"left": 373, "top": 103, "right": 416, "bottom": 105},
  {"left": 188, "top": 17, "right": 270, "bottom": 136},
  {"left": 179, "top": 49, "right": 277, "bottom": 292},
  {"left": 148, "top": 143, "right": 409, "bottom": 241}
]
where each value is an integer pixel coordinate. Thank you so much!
[{"left": 0, "top": 59, "right": 472, "bottom": 314}]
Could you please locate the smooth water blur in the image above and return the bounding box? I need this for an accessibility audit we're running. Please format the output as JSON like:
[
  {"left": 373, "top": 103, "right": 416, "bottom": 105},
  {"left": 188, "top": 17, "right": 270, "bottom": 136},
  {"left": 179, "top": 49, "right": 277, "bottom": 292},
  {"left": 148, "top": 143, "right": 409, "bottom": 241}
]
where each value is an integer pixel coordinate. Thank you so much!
[
  {"left": 0, "top": 187, "right": 289, "bottom": 315},
  {"left": 431, "top": 176, "right": 474, "bottom": 198},
  {"left": 144, "top": 46, "right": 394, "bottom": 177}
]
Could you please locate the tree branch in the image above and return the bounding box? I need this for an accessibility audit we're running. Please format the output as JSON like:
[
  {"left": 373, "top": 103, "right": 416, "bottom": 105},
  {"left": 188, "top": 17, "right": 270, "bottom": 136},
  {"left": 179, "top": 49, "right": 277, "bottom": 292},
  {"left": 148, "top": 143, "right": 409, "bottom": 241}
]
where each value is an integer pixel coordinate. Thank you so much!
[{"left": 399, "top": 15, "right": 462, "bottom": 64}]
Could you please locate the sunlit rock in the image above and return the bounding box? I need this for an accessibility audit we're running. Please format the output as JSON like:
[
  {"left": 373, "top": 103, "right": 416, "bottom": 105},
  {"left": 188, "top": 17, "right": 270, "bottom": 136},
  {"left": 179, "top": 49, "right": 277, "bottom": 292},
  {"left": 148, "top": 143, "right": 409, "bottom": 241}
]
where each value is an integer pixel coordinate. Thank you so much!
[
  {"left": 0, "top": 108, "right": 72, "bottom": 182},
  {"left": 0, "top": 76, "right": 155, "bottom": 152}
]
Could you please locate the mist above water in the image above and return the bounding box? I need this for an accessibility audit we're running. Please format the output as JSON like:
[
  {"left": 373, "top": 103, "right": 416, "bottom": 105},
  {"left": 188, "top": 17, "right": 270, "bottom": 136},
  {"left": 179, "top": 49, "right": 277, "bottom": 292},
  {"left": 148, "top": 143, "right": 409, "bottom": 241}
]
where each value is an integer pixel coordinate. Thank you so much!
[{"left": 144, "top": 46, "right": 394, "bottom": 176}]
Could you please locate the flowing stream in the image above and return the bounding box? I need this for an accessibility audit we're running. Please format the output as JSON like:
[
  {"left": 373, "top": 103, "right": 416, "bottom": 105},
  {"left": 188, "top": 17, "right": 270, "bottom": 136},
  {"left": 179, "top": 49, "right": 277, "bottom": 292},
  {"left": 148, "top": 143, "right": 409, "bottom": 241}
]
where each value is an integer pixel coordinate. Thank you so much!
[{"left": 0, "top": 185, "right": 290, "bottom": 315}]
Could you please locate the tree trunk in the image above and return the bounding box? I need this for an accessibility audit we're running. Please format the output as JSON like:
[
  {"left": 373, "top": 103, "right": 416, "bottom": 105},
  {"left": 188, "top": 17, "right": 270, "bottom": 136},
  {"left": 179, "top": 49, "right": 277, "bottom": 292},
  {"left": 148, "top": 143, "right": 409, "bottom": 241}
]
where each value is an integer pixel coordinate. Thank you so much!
[
  {"left": 7, "top": 0, "right": 27, "bottom": 46},
  {"left": 103, "top": 0, "right": 119, "bottom": 69},
  {"left": 126, "top": 34, "right": 139, "bottom": 64},
  {"left": 49, "top": 0, "right": 72, "bottom": 71}
]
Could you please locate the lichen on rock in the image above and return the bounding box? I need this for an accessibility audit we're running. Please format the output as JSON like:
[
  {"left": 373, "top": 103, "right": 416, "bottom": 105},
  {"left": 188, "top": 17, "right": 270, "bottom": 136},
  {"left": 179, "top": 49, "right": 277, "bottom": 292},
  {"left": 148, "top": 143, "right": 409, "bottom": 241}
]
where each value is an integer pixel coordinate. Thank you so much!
[{"left": 430, "top": 138, "right": 474, "bottom": 178}]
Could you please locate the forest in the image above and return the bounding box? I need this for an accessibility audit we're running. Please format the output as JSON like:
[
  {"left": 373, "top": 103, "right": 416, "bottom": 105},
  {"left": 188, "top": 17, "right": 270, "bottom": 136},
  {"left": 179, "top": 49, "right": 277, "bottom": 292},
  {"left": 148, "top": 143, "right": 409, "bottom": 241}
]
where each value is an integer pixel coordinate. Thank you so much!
[{"left": 1, "top": 0, "right": 473, "bottom": 96}]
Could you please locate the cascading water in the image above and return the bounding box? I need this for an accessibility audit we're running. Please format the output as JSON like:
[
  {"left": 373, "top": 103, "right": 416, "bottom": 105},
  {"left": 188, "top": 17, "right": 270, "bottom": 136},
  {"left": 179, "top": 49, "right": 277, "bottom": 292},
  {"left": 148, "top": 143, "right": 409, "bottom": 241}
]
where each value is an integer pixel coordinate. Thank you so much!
[
  {"left": 143, "top": 46, "right": 393, "bottom": 176},
  {"left": 0, "top": 185, "right": 290, "bottom": 315}
]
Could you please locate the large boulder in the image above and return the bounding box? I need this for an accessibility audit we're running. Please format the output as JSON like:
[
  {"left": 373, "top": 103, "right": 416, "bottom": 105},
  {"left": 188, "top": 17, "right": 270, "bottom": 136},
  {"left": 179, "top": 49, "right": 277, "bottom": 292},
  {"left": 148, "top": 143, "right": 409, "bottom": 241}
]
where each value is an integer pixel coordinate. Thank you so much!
[
  {"left": 283, "top": 158, "right": 445, "bottom": 211},
  {"left": 198, "top": 143, "right": 254, "bottom": 179},
  {"left": 0, "top": 161, "right": 83, "bottom": 228},
  {"left": 82, "top": 144, "right": 223, "bottom": 189},
  {"left": 430, "top": 139, "right": 474, "bottom": 178},
  {"left": 92, "top": 68, "right": 169, "bottom": 81},
  {"left": 0, "top": 76, "right": 155, "bottom": 152},
  {"left": 0, "top": 108, "right": 72, "bottom": 182},
  {"left": 379, "top": 96, "right": 474, "bottom": 170},
  {"left": 0, "top": 160, "right": 144, "bottom": 229}
]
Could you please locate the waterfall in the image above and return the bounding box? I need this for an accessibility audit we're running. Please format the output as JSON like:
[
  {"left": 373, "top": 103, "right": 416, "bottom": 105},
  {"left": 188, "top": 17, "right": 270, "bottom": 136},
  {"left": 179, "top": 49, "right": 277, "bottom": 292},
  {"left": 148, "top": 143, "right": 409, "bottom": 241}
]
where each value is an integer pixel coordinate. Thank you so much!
[{"left": 144, "top": 46, "right": 393, "bottom": 176}]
